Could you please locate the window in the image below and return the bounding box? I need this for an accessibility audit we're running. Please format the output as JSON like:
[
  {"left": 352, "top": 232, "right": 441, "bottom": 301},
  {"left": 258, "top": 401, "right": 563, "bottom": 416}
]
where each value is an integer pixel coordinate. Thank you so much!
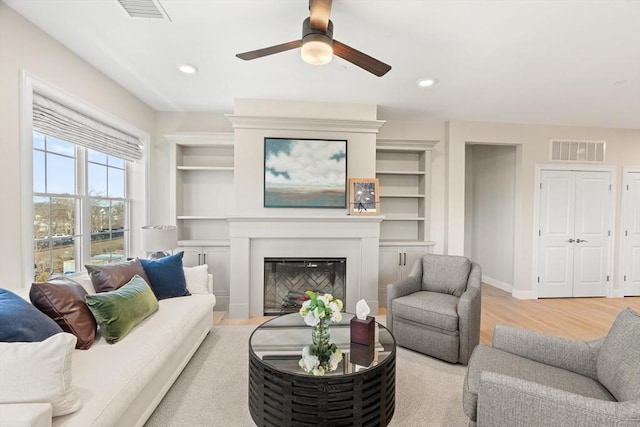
[{"left": 33, "top": 131, "right": 130, "bottom": 281}]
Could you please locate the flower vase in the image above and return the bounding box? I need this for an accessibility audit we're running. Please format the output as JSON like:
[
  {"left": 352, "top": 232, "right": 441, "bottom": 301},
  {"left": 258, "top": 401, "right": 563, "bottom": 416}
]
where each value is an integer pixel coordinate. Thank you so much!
[{"left": 311, "top": 320, "right": 331, "bottom": 359}]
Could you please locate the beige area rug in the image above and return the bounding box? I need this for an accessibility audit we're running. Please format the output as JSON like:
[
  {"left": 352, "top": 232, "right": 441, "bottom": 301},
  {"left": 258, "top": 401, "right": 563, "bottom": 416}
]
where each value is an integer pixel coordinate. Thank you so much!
[{"left": 145, "top": 324, "right": 469, "bottom": 427}]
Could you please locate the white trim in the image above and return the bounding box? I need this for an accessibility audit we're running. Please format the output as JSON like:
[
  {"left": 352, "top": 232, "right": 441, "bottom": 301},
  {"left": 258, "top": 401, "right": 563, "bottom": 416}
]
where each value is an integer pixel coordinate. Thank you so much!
[
  {"left": 620, "top": 167, "right": 640, "bottom": 296},
  {"left": 512, "top": 289, "right": 535, "bottom": 299},
  {"left": 482, "top": 275, "right": 512, "bottom": 293},
  {"left": 225, "top": 115, "right": 385, "bottom": 133},
  {"left": 532, "top": 163, "right": 617, "bottom": 299},
  {"left": 19, "top": 70, "right": 150, "bottom": 286}
]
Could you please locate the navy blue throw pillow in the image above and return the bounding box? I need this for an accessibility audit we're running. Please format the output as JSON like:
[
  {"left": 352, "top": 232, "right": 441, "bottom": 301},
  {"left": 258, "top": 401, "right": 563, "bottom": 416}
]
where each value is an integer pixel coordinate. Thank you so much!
[
  {"left": 139, "top": 252, "right": 190, "bottom": 300},
  {"left": 0, "top": 288, "right": 63, "bottom": 342}
]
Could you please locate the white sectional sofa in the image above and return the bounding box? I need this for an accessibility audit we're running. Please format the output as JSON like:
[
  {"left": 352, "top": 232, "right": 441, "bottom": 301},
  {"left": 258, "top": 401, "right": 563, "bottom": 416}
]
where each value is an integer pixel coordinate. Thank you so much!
[{"left": 1, "top": 273, "right": 216, "bottom": 427}]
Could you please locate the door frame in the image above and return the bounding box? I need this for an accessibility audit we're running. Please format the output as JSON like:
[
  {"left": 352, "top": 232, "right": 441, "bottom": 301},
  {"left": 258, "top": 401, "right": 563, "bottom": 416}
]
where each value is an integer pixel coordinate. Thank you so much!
[
  {"left": 620, "top": 167, "right": 640, "bottom": 296},
  {"left": 532, "top": 164, "right": 617, "bottom": 298}
]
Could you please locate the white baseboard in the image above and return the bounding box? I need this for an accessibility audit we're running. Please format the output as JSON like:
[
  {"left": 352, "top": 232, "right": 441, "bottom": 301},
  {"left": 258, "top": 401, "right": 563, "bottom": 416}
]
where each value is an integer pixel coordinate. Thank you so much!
[
  {"left": 511, "top": 289, "right": 536, "bottom": 300},
  {"left": 482, "top": 275, "right": 512, "bottom": 293}
]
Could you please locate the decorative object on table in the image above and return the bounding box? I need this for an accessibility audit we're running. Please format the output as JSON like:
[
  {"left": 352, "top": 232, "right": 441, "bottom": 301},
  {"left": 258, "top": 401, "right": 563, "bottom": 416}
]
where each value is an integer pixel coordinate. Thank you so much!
[
  {"left": 264, "top": 138, "right": 347, "bottom": 208},
  {"left": 349, "top": 178, "right": 380, "bottom": 215},
  {"left": 140, "top": 225, "right": 178, "bottom": 259},
  {"left": 351, "top": 299, "right": 375, "bottom": 347},
  {"left": 298, "top": 290, "right": 344, "bottom": 375}
]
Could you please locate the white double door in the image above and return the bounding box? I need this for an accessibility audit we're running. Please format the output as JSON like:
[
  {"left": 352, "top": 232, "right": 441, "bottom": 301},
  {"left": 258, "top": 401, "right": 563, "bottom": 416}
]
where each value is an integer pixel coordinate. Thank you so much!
[
  {"left": 538, "top": 170, "right": 612, "bottom": 297},
  {"left": 622, "top": 171, "right": 640, "bottom": 296}
]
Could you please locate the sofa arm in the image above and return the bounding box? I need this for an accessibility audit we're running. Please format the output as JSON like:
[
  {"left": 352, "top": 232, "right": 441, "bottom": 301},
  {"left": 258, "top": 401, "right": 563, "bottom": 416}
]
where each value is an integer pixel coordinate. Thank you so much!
[
  {"left": 0, "top": 403, "right": 52, "bottom": 427},
  {"left": 492, "top": 325, "right": 603, "bottom": 379},
  {"left": 477, "top": 372, "right": 640, "bottom": 427}
]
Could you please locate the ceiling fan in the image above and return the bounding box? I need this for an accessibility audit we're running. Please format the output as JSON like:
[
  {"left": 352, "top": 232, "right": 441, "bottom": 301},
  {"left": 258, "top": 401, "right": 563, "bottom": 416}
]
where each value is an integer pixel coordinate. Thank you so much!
[{"left": 235, "top": 0, "right": 391, "bottom": 77}]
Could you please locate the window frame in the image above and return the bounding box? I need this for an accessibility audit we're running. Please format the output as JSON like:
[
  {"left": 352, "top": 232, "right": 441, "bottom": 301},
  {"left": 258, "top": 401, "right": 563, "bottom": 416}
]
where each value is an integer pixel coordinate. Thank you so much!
[
  {"left": 32, "top": 134, "right": 132, "bottom": 277},
  {"left": 20, "top": 71, "right": 150, "bottom": 287}
]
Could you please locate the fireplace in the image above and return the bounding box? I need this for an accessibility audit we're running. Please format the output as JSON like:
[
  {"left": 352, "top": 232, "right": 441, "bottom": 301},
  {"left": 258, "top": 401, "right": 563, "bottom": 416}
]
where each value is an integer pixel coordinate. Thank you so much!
[{"left": 264, "top": 257, "right": 346, "bottom": 315}]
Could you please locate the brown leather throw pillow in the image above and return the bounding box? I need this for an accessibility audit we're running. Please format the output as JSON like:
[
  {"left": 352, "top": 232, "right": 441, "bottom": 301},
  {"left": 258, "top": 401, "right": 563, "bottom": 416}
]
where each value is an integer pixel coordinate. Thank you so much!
[{"left": 30, "top": 277, "right": 97, "bottom": 350}]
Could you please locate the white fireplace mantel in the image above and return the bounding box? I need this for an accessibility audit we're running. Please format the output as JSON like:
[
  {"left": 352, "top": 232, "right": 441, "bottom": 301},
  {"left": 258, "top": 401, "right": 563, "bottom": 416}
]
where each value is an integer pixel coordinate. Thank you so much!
[{"left": 227, "top": 215, "right": 383, "bottom": 319}]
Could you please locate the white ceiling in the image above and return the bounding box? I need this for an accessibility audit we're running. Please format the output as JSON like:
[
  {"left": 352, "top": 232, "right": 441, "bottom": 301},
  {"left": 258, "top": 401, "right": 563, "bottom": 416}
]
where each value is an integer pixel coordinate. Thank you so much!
[{"left": 5, "top": 0, "right": 640, "bottom": 129}]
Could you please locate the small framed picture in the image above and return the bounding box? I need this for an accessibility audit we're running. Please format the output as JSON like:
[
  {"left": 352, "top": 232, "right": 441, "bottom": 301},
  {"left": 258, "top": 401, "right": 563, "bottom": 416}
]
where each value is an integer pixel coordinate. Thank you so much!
[{"left": 349, "top": 178, "right": 380, "bottom": 215}]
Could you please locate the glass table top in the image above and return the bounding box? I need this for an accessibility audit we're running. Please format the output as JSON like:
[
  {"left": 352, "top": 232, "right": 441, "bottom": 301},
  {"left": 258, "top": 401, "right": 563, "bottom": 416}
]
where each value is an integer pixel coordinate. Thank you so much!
[{"left": 249, "top": 312, "right": 395, "bottom": 377}]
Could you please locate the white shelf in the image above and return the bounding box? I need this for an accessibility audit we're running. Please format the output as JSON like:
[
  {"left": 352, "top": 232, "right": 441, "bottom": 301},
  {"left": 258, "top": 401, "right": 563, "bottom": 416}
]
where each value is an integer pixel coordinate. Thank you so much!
[
  {"left": 177, "top": 166, "right": 234, "bottom": 172},
  {"left": 376, "top": 170, "right": 425, "bottom": 175},
  {"left": 382, "top": 217, "right": 426, "bottom": 221},
  {"left": 177, "top": 216, "right": 228, "bottom": 220},
  {"left": 178, "top": 239, "right": 230, "bottom": 247},
  {"left": 380, "top": 194, "right": 425, "bottom": 198}
]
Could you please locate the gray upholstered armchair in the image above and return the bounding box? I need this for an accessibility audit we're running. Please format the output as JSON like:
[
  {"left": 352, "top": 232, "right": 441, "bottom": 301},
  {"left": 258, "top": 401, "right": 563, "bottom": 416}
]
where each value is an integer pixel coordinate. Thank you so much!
[
  {"left": 386, "top": 254, "right": 481, "bottom": 364},
  {"left": 463, "top": 307, "right": 640, "bottom": 427}
]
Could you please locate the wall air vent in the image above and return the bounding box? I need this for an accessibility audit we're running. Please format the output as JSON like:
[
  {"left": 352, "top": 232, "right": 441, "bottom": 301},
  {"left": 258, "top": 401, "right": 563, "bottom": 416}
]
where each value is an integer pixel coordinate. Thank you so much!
[
  {"left": 550, "top": 139, "right": 605, "bottom": 163},
  {"left": 116, "top": 0, "right": 171, "bottom": 20}
]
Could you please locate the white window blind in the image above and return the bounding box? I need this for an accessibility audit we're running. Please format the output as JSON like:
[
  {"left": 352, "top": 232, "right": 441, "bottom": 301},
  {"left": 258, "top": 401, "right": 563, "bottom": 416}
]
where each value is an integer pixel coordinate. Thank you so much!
[{"left": 32, "top": 93, "right": 143, "bottom": 161}]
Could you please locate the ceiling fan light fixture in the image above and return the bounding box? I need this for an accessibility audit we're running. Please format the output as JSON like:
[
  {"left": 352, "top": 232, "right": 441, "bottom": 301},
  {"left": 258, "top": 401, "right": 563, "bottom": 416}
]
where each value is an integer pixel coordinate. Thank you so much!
[{"left": 301, "top": 36, "right": 333, "bottom": 65}]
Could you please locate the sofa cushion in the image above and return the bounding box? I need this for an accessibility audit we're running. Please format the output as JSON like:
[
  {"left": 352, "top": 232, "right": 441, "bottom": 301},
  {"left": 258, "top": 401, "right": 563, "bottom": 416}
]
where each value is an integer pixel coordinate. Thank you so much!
[
  {"left": 30, "top": 277, "right": 97, "bottom": 350},
  {"left": 184, "top": 264, "right": 210, "bottom": 294},
  {"left": 0, "top": 288, "right": 63, "bottom": 342},
  {"left": 421, "top": 254, "right": 471, "bottom": 297},
  {"left": 392, "top": 291, "right": 459, "bottom": 332},
  {"left": 85, "top": 275, "right": 159, "bottom": 344},
  {"left": 140, "top": 252, "right": 190, "bottom": 300},
  {"left": 85, "top": 258, "right": 151, "bottom": 293},
  {"left": 464, "top": 344, "right": 615, "bottom": 421},
  {"left": 0, "top": 333, "right": 81, "bottom": 417},
  {"left": 597, "top": 307, "right": 640, "bottom": 401}
]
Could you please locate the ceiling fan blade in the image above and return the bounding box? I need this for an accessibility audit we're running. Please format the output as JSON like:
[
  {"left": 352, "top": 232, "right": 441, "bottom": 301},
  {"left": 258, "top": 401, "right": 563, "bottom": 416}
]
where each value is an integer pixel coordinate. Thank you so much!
[
  {"left": 309, "top": 0, "right": 333, "bottom": 31},
  {"left": 332, "top": 40, "right": 392, "bottom": 77},
  {"left": 236, "top": 40, "right": 303, "bottom": 60}
]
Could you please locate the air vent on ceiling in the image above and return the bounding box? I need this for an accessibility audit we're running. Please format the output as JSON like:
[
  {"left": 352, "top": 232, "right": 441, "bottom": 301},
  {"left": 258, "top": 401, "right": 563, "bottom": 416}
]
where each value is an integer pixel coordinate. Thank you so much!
[
  {"left": 116, "top": 0, "right": 171, "bottom": 20},
  {"left": 550, "top": 139, "right": 605, "bottom": 163}
]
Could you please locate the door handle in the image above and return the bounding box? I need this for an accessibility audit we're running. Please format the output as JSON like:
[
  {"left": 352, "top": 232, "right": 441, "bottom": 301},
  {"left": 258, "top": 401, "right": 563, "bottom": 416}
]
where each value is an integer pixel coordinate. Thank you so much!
[
  {"left": 567, "top": 239, "right": 575, "bottom": 243},
  {"left": 403, "top": 252, "right": 407, "bottom": 266},
  {"left": 198, "top": 254, "right": 201, "bottom": 265},
  {"left": 202, "top": 253, "right": 207, "bottom": 264},
  {"left": 576, "top": 239, "right": 588, "bottom": 243},
  {"left": 398, "top": 253, "right": 402, "bottom": 266}
]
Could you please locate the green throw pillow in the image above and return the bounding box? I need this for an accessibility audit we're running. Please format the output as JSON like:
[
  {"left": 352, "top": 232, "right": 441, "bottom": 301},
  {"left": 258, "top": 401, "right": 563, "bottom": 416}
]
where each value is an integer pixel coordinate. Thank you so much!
[{"left": 85, "top": 274, "right": 158, "bottom": 344}]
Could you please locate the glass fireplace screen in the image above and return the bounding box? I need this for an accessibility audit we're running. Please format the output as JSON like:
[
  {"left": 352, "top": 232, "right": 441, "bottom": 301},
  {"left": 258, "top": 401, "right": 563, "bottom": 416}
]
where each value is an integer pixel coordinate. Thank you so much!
[{"left": 263, "top": 257, "right": 346, "bottom": 315}]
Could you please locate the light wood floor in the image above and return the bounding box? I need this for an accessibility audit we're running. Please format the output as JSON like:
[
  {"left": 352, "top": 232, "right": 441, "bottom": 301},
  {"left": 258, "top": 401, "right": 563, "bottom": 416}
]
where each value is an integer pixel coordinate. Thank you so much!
[{"left": 214, "top": 284, "right": 640, "bottom": 345}]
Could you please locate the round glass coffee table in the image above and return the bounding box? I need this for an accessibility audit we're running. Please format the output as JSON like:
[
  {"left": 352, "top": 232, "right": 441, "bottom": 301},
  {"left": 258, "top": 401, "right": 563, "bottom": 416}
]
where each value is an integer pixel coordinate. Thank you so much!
[{"left": 248, "top": 312, "right": 396, "bottom": 427}]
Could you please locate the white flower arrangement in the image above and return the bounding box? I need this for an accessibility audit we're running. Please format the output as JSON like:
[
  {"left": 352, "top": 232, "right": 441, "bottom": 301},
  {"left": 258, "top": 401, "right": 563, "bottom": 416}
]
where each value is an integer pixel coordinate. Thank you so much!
[
  {"left": 298, "top": 291, "right": 344, "bottom": 375},
  {"left": 299, "top": 291, "right": 343, "bottom": 327}
]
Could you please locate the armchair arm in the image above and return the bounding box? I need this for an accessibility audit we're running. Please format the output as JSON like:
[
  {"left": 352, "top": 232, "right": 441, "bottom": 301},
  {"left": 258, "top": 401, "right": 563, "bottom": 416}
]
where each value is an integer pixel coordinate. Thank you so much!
[
  {"left": 0, "top": 403, "right": 52, "bottom": 427},
  {"left": 386, "top": 260, "right": 422, "bottom": 332},
  {"left": 477, "top": 372, "right": 640, "bottom": 427},
  {"left": 457, "top": 285, "right": 481, "bottom": 364},
  {"left": 492, "top": 325, "right": 603, "bottom": 380}
]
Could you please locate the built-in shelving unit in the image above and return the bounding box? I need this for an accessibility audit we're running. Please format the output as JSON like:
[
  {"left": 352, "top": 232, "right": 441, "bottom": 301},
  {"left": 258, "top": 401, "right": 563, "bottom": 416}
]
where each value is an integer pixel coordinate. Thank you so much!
[
  {"left": 167, "top": 132, "right": 235, "bottom": 244},
  {"left": 375, "top": 138, "right": 438, "bottom": 243}
]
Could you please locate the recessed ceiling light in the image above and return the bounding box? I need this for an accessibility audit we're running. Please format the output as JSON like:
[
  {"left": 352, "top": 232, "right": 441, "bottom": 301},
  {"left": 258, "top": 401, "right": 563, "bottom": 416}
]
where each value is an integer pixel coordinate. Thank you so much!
[
  {"left": 614, "top": 80, "right": 628, "bottom": 86},
  {"left": 178, "top": 64, "right": 198, "bottom": 74},
  {"left": 417, "top": 78, "right": 436, "bottom": 88}
]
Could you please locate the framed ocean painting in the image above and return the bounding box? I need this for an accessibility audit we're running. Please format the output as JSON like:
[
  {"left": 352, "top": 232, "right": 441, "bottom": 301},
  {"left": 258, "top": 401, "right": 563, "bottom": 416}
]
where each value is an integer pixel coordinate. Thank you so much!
[{"left": 264, "top": 138, "right": 347, "bottom": 208}]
